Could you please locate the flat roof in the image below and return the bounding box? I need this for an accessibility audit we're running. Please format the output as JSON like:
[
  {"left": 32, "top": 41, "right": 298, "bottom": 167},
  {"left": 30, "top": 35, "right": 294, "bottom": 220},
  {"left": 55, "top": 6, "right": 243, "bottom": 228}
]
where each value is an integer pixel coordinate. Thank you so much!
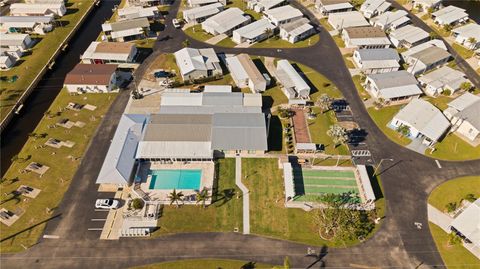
[
  {"left": 234, "top": 19, "right": 275, "bottom": 39},
  {"left": 264, "top": 5, "right": 303, "bottom": 22}
]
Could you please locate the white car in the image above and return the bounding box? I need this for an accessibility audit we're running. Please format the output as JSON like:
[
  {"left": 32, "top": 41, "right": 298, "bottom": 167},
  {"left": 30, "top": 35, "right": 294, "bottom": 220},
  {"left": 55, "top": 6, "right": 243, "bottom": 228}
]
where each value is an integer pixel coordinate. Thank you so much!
[
  {"left": 95, "top": 199, "right": 119, "bottom": 209},
  {"left": 172, "top": 19, "right": 181, "bottom": 28}
]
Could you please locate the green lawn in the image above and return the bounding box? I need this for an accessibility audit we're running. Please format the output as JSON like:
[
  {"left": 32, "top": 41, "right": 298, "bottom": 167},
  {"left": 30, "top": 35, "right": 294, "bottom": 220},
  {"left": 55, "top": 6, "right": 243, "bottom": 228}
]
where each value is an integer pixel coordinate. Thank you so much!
[
  {"left": 297, "top": 63, "right": 343, "bottom": 100},
  {"left": 352, "top": 75, "right": 370, "bottom": 100},
  {"left": 452, "top": 43, "right": 475, "bottom": 60},
  {"left": 0, "top": 90, "right": 117, "bottom": 253},
  {"left": 332, "top": 35, "right": 345, "bottom": 48},
  {"left": 133, "top": 38, "right": 156, "bottom": 49},
  {"left": 151, "top": 159, "right": 242, "bottom": 236},
  {"left": 132, "top": 259, "right": 275, "bottom": 269},
  {"left": 429, "top": 223, "right": 480, "bottom": 269},
  {"left": 426, "top": 132, "right": 480, "bottom": 161},
  {"left": 262, "top": 86, "right": 288, "bottom": 107},
  {"left": 308, "top": 107, "right": 350, "bottom": 155},
  {"left": 216, "top": 37, "right": 238, "bottom": 48},
  {"left": 367, "top": 105, "right": 411, "bottom": 146},
  {"left": 310, "top": 158, "right": 353, "bottom": 167},
  {"left": 184, "top": 25, "right": 212, "bottom": 42},
  {"left": 251, "top": 34, "right": 320, "bottom": 48},
  {"left": 428, "top": 176, "right": 480, "bottom": 211},
  {"left": 423, "top": 95, "right": 454, "bottom": 111},
  {"left": 319, "top": 18, "right": 334, "bottom": 31},
  {"left": 0, "top": 0, "right": 95, "bottom": 121},
  {"left": 343, "top": 53, "right": 355, "bottom": 69},
  {"left": 242, "top": 158, "right": 378, "bottom": 247}
]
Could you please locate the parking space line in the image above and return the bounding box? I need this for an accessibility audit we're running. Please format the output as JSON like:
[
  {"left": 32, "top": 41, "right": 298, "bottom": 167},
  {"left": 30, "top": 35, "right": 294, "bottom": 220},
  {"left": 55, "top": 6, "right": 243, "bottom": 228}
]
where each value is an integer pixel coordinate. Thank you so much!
[{"left": 435, "top": 160, "right": 442, "bottom": 168}]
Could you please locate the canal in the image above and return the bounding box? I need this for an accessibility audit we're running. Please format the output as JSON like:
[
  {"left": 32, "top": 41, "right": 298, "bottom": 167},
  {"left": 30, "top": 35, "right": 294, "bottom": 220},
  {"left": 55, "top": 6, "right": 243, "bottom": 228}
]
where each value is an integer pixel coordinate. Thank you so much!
[
  {"left": 1, "top": 0, "right": 121, "bottom": 176},
  {"left": 444, "top": 1, "right": 480, "bottom": 23}
]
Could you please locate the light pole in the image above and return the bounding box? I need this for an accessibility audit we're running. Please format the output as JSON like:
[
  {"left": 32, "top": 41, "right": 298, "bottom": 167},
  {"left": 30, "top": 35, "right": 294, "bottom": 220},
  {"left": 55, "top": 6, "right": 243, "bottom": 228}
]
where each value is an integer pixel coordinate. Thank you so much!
[{"left": 373, "top": 158, "right": 394, "bottom": 176}]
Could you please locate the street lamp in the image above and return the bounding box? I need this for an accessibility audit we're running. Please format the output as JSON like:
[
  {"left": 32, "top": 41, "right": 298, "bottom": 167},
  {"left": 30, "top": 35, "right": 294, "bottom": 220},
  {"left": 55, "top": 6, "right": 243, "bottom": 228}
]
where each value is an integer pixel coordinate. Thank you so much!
[{"left": 373, "top": 158, "right": 394, "bottom": 176}]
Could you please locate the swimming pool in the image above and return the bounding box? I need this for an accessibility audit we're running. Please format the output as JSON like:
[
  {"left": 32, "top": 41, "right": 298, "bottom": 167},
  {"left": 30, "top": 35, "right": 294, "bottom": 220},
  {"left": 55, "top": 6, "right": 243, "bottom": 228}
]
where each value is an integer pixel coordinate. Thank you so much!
[{"left": 149, "top": 169, "right": 202, "bottom": 190}]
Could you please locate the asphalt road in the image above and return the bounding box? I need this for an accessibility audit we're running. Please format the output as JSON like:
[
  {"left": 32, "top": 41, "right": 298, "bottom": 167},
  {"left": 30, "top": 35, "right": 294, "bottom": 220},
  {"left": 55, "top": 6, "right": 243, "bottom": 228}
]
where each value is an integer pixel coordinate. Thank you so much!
[{"left": 1, "top": 1, "right": 480, "bottom": 268}]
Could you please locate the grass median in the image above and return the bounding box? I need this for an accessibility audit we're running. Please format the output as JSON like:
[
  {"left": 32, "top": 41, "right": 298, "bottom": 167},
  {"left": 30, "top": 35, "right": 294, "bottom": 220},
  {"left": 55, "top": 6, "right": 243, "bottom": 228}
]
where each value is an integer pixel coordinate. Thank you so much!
[
  {"left": 0, "top": 90, "right": 117, "bottom": 253},
  {"left": 0, "top": 0, "right": 95, "bottom": 122}
]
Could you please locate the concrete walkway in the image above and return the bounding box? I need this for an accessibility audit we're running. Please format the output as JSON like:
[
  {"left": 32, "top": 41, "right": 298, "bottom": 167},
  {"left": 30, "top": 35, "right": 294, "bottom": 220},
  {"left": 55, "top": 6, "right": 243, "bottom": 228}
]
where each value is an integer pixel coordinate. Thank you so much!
[
  {"left": 427, "top": 204, "right": 453, "bottom": 233},
  {"left": 205, "top": 33, "right": 227, "bottom": 45},
  {"left": 235, "top": 156, "right": 250, "bottom": 235}
]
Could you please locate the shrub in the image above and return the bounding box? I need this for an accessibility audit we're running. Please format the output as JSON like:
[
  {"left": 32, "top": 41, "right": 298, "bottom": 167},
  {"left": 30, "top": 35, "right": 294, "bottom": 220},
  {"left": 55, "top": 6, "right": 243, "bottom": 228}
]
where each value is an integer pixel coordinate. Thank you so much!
[
  {"left": 445, "top": 202, "right": 457, "bottom": 213},
  {"left": 442, "top": 89, "right": 451, "bottom": 96},
  {"left": 464, "top": 193, "right": 477, "bottom": 203},
  {"left": 132, "top": 198, "right": 144, "bottom": 210}
]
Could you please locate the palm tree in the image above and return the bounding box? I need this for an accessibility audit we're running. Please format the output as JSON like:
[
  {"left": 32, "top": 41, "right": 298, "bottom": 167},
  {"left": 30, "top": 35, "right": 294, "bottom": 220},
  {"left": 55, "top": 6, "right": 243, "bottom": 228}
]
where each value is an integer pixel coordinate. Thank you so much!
[
  {"left": 467, "top": 37, "right": 477, "bottom": 49},
  {"left": 195, "top": 187, "right": 210, "bottom": 208},
  {"left": 168, "top": 189, "right": 184, "bottom": 208},
  {"left": 460, "top": 81, "right": 472, "bottom": 92},
  {"left": 264, "top": 28, "right": 274, "bottom": 43},
  {"left": 429, "top": 31, "right": 439, "bottom": 40},
  {"left": 327, "top": 124, "right": 348, "bottom": 148},
  {"left": 396, "top": 125, "right": 410, "bottom": 138}
]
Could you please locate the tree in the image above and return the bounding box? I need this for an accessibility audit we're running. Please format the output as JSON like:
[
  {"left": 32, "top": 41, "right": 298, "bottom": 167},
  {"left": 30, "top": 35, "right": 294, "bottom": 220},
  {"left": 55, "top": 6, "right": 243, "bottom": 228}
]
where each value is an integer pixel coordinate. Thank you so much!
[
  {"left": 195, "top": 187, "right": 210, "bottom": 208},
  {"left": 131, "top": 198, "right": 144, "bottom": 210},
  {"left": 168, "top": 189, "right": 184, "bottom": 208},
  {"left": 460, "top": 81, "right": 472, "bottom": 92},
  {"left": 427, "top": 7, "right": 434, "bottom": 14},
  {"left": 447, "top": 233, "right": 462, "bottom": 246},
  {"left": 316, "top": 94, "right": 332, "bottom": 114},
  {"left": 396, "top": 125, "right": 411, "bottom": 138},
  {"left": 445, "top": 202, "right": 457, "bottom": 213},
  {"left": 443, "top": 24, "right": 453, "bottom": 33},
  {"left": 264, "top": 28, "right": 274, "bottom": 42},
  {"left": 464, "top": 193, "right": 476, "bottom": 202},
  {"left": 327, "top": 124, "right": 348, "bottom": 148},
  {"left": 467, "top": 37, "right": 477, "bottom": 49},
  {"left": 429, "top": 31, "right": 439, "bottom": 40},
  {"left": 182, "top": 39, "right": 190, "bottom": 47}
]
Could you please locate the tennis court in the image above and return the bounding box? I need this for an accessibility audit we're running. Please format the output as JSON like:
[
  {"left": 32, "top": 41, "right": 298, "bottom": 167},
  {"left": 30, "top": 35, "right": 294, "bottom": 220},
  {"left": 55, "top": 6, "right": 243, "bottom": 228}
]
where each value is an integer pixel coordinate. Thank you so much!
[{"left": 292, "top": 169, "right": 359, "bottom": 202}]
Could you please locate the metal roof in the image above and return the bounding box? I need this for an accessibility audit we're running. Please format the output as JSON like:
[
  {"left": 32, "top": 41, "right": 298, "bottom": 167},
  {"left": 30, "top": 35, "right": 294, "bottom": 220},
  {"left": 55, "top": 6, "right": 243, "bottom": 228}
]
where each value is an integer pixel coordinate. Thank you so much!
[
  {"left": 454, "top": 100, "right": 480, "bottom": 130},
  {"left": 360, "top": 0, "right": 390, "bottom": 14},
  {"left": 202, "top": 8, "right": 248, "bottom": 34},
  {"left": 103, "top": 17, "right": 150, "bottom": 32},
  {"left": 233, "top": 19, "right": 276, "bottom": 39},
  {"left": 389, "top": 25, "right": 429, "bottom": 45},
  {"left": 409, "top": 46, "right": 451, "bottom": 66},
  {"left": 356, "top": 48, "right": 400, "bottom": 61},
  {"left": 356, "top": 165, "right": 376, "bottom": 201},
  {"left": 183, "top": 3, "right": 223, "bottom": 21},
  {"left": 418, "top": 66, "right": 468, "bottom": 91},
  {"left": 202, "top": 92, "right": 244, "bottom": 106},
  {"left": 401, "top": 39, "right": 447, "bottom": 59},
  {"left": 96, "top": 114, "right": 146, "bottom": 185},
  {"left": 450, "top": 199, "right": 480, "bottom": 247},
  {"left": 254, "top": 0, "right": 285, "bottom": 10},
  {"left": 276, "top": 59, "right": 310, "bottom": 96},
  {"left": 0, "top": 15, "right": 53, "bottom": 26},
  {"left": 452, "top": 23, "right": 480, "bottom": 40},
  {"left": 0, "top": 33, "right": 29, "bottom": 46},
  {"left": 226, "top": 54, "right": 266, "bottom": 86},
  {"left": 82, "top": 42, "right": 135, "bottom": 62},
  {"left": 328, "top": 11, "right": 370, "bottom": 29},
  {"left": 368, "top": 70, "right": 418, "bottom": 89},
  {"left": 142, "top": 114, "right": 213, "bottom": 142},
  {"left": 264, "top": 5, "right": 303, "bottom": 22},
  {"left": 282, "top": 162, "right": 295, "bottom": 199},
  {"left": 371, "top": 10, "right": 409, "bottom": 27},
  {"left": 323, "top": 2, "right": 353, "bottom": 11},
  {"left": 447, "top": 92, "right": 480, "bottom": 112},
  {"left": 394, "top": 98, "right": 450, "bottom": 141},
  {"left": 211, "top": 113, "right": 268, "bottom": 150},
  {"left": 432, "top": 6, "right": 468, "bottom": 25},
  {"left": 204, "top": 85, "right": 232, "bottom": 92},
  {"left": 174, "top": 47, "right": 220, "bottom": 76}
]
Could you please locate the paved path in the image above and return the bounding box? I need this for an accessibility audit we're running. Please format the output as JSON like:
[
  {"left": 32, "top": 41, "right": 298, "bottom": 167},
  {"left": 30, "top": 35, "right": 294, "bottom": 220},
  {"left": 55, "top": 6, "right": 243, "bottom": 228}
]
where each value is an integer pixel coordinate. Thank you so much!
[
  {"left": 205, "top": 33, "right": 227, "bottom": 45},
  {"left": 235, "top": 156, "right": 250, "bottom": 235},
  {"left": 427, "top": 204, "right": 453, "bottom": 233}
]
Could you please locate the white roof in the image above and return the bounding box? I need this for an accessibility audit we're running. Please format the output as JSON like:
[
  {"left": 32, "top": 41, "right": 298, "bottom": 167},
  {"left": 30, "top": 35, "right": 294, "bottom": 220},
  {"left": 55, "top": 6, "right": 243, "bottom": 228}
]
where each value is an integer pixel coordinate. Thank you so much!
[
  {"left": 282, "top": 162, "right": 295, "bottom": 199},
  {"left": 183, "top": 3, "right": 223, "bottom": 21},
  {"left": 117, "top": 6, "right": 157, "bottom": 20},
  {"left": 394, "top": 98, "right": 450, "bottom": 141},
  {"left": 161, "top": 91, "right": 203, "bottom": 106},
  {"left": 401, "top": 39, "right": 447, "bottom": 59},
  {"left": 243, "top": 93, "right": 263, "bottom": 107},
  {"left": 356, "top": 165, "right": 376, "bottom": 201},
  {"left": 10, "top": 3, "right": 64, "bottom": 14},
  {"left": 255, "top": 0, "right": 285, "bottom": 10},
  {"left": 264, "top": 5, "right": 303, "bottom": 22},
  {"left": 368, "top": 70, "right": 422, "bottom": 99},
  {"left": 276, "top": 59, "right": 310, "bottom": 95},
  {"left": 110, "top": 28, "right": 143, "bottom": 39},
  {"left": 174, "top": 47, "right": 219, "bottom": 76},
  {"left": 281, "top": 18, "right": 314, "bottom": 36},
  {"left": 96, "top": 114, "right": 145, "bottom": 185},
  {"left": 450, "top": 199, "right": 480, "bottom": 247},
  {"left": 0, "top": 15, "right": 53, "bottom": 28},
  {"left": 189, "top": 0, "right": 221, "bottom": 6},
  {"left": 356, "top": 48, "right": 400, "bottom": 69},
  {"left": 371, "top": 10, "right": 409, "bottom": 27},
  {"left": 204, "top": 85, "right": 232, "bottom": 92},
  {"left": 328, "top": 11, "right": 370, "bottom": 29},
  {"left": 433, "top": 6, "right": 468, "bottom": 25},
  {"left": 296, "top": 143, "right": 317, "bottom": 150},
  {"left": 233, "top": 19, "right": 275, "bottom": 39},
  {"left": 202, "top": 8, "right": 248, "bottom": 34},
  {"left": 418, "top": 66, "right": 469, "bottom": 91},
  {"left": 136, "top": 141, "right": 213, "bottom": 158},
  {"left": 452, "top": 23, "right": 480, "bottom": 40},
  {"left": 447, "top": 92, "right": 480, "bottom": 112},
  {"left": 323, "top": 2, "right": 353, "bottom": 11},
  {"left": 389, "top": 25, "right": 429, "bottom": 45},
  {"left": 360, "top": 0, "right": 390, "bottom": 13},
  {"left": 225, "top": 54, "right": 265, "bottom": 86},
  {"left": 432, "top": 5, "right": 465, "bottom": 17}
]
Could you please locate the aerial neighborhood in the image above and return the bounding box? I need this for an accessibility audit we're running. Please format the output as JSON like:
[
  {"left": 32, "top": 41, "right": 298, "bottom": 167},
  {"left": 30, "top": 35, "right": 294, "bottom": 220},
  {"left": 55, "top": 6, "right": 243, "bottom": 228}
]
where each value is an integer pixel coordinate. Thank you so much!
[{"left": 0, "top": 0, "right": 479, "bottom": 268}]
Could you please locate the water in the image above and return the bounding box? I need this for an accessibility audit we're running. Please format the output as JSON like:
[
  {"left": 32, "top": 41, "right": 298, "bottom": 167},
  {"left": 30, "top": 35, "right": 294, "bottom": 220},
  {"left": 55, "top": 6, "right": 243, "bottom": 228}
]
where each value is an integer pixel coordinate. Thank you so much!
[
  {"left": 149, "top": 169, "right": 202, "bottom": 190},
  {"left": 444, "top": 1, "right": 480, "bottom": 23},
  {"left": 0, "top": 0, "right": 120, "bottom": 176}
]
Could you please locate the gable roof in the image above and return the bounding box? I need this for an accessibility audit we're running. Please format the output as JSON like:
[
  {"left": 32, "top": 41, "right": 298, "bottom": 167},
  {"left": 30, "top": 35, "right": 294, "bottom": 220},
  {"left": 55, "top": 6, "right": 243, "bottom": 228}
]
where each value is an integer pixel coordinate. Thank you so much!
[
  {"left": 183, "top": 2, "right": 223, "bottom": 20},
  {"left": 202, "top": 7, "right": 249, "bottom": 33},
  {"left": 264, "top": 5, "right": 303, "bottom": 22},
  {"left": 450, "top": 199, "right": 480, "bottom": 247},
  {"left": 452, "top": 23, "right": 480, "bottom": 40},
  {"left": 418, "top": 66, "right": 468, "bottom": 90},
  {"left": 401, "top": 39, "right": 447, "bottom": 59},
  {"left": 64, "top": 64, "right": 117, "bottom": 85},
  {"left": 389, "top": 25, "right": 429, "bottom": 44},
  {"left": 211, "top": 113, "right": 268, "bottom": 150},
  {"left": 448, "top": 92, "right": 480, "bottom": 111},
  {"left": 454, "top": 99, "right": 480, "bottom": 130},
  {"left": 234, "top": 18, "right": 276, "bottom": 39},
  {"left": 174, "top": 47, "right": 219, "bottom": 75},
  {"left": 328, "top": 11, "right": 370, "bottom": 29},
  {"left": 409, "top": 46, "right": 451, "bottom": 65},
  {"left": 394, "top": 98, "right": 450, "bottom": 141},
  {"left": 356, "top": 48, "right": 400, "bottom": 61}
]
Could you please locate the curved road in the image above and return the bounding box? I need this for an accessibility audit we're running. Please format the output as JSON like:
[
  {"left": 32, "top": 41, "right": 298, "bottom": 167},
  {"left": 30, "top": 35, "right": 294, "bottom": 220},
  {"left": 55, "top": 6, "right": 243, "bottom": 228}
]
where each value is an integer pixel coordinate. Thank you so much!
[{"left": 1, "top": 1, "right": 480, "bottom": 268}]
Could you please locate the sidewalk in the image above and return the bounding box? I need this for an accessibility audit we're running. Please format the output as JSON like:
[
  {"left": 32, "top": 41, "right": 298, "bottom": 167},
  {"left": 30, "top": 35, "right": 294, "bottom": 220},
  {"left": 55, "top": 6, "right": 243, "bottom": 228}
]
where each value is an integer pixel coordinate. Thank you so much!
[
  {"left": 235, "top": 156, "right": 250, "bottom": 235},
  {"left": 427, "top": 203, "right": 453, "bottom": 233}
]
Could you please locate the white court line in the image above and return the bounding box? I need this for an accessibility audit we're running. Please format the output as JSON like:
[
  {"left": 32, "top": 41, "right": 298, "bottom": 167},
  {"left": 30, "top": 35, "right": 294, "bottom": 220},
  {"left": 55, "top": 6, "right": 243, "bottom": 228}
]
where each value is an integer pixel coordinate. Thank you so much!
[
  {"left": 91, "top": 219, "right": 107, "bottom": 221},
  {"left": 435, "top": 160, "right": 442, "bottom": 168},
  {"left": 87, "top": 228, "right": 103, "bottom": 231}
]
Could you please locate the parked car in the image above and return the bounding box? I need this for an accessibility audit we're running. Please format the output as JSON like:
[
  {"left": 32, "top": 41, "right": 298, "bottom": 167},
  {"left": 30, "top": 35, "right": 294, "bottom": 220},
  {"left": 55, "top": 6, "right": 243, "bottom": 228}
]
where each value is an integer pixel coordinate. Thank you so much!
[
  {"left": 95, "top": 199, "right": 119, "bottom": 209},
  {"left": 172, "top": 19, "right": 181, "bottom": 28}
]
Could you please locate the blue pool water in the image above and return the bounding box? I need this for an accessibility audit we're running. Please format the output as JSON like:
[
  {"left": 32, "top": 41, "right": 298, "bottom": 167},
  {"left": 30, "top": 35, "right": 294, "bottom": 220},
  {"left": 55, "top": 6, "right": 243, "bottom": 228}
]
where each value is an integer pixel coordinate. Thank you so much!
[{"left": 149, "top": 169, "right": 202, "bottom": 190}]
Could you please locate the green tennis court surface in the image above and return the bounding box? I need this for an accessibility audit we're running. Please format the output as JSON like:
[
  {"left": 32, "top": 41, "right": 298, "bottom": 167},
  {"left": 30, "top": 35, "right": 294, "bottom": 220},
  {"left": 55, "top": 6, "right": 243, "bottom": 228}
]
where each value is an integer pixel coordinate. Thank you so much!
[{"left": 293, "top": 169, "right": 359, "bottom": 202}]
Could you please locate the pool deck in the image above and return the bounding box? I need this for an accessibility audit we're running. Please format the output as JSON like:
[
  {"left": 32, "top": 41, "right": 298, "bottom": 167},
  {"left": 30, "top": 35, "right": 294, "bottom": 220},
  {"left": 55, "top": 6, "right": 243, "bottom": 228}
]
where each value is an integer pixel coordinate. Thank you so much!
[{"left": 137, "top": 161, "right": 215, "bottom": 204}]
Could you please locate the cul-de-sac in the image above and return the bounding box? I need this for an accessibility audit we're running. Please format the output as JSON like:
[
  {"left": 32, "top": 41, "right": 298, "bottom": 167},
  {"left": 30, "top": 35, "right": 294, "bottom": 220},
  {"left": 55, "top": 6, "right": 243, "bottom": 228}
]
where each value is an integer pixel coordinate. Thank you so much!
[{"left": 0, "top": 0, "right": 479, "bottom": 268}]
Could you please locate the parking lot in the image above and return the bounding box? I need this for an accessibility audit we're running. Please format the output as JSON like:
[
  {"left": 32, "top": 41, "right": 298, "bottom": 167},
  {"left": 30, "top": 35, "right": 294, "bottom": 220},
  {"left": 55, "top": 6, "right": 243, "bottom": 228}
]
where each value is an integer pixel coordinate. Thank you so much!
[{"left": 85, "top": 192, "right": 116, "bottom": 239}]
